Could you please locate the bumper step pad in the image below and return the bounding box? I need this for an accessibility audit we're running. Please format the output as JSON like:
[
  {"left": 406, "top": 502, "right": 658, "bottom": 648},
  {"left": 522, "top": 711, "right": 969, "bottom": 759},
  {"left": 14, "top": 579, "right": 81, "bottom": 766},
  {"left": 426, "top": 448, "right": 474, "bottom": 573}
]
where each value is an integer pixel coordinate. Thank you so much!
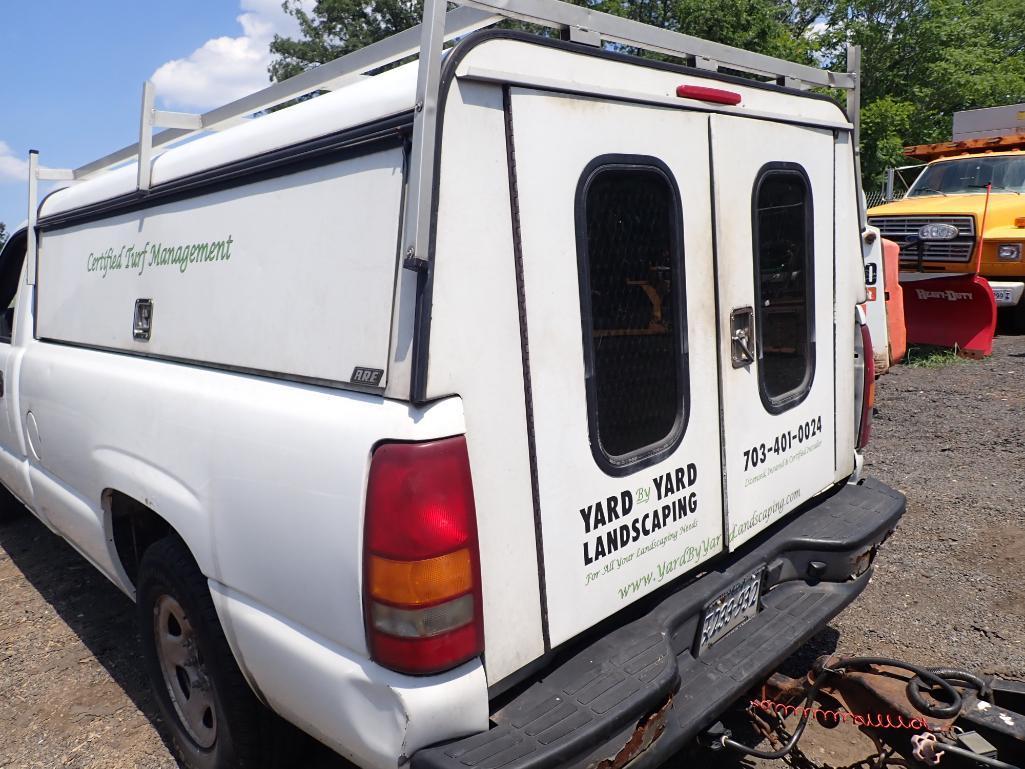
[{"left": 413, "top": 478, "right": 905, "bottom": 769}]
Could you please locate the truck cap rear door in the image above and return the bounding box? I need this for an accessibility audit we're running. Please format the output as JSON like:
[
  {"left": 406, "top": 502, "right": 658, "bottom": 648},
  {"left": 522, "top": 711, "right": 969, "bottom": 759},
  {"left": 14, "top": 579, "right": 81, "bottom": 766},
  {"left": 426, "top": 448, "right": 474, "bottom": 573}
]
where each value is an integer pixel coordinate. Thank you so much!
[{"left": 509, "top": 88, "right": 725, "bottom": 647}]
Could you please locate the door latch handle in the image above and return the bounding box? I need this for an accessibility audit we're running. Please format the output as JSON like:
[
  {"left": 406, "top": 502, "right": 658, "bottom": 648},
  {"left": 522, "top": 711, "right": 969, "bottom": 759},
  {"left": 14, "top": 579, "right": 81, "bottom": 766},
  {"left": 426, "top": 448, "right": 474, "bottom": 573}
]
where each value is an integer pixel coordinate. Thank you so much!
[
  {"left": 730, "top": 307, "right": 756, "bottom": 368},
  {"left": 732, "top": 328, "right": 755, "bottom": 363}
]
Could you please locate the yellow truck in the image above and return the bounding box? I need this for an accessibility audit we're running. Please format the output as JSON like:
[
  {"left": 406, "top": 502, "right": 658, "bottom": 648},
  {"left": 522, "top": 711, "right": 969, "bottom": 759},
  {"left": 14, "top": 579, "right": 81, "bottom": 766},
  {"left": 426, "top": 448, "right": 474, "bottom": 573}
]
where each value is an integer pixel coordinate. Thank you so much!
[{"left": 868, "top": 132, "right": 1025, "bottom": 330}]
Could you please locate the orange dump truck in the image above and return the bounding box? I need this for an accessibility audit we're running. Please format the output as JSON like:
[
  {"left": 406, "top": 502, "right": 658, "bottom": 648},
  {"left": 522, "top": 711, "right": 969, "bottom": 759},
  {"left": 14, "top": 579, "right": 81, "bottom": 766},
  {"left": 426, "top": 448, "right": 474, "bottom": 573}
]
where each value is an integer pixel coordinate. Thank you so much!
[{"left": 868, "top": 108, "right": 1025, "bottom": 355}]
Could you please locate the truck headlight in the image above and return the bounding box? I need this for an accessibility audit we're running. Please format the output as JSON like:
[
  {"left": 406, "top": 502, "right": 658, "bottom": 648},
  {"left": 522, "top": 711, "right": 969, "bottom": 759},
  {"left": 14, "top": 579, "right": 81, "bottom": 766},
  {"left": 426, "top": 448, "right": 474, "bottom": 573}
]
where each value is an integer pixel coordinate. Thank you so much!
[
  {"left": 997, "top": 244, "right": 1022, "bottom": 261},
  {"left": 918, "top": 223, "right": 959, "bottom": 240}
]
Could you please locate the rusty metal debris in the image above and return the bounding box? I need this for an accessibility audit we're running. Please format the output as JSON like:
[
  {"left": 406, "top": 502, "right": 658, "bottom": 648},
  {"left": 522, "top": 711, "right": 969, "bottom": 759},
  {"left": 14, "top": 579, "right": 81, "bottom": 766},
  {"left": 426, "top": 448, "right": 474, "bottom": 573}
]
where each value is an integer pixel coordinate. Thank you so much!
[
  {"left": 729, "top": 655, "right": 1025, "bottom": 769},
  {"left": 588, "top": 696, "right": 672, "bottom": 769},
  {"left": 753, "top": 655, "right": 960, "bottom": 736},
  {"left": 744, "top": 690, "right": 911, "bottom": 769},
  {"left": 818, "top": 655, "right": 959, "bottom": 734}
]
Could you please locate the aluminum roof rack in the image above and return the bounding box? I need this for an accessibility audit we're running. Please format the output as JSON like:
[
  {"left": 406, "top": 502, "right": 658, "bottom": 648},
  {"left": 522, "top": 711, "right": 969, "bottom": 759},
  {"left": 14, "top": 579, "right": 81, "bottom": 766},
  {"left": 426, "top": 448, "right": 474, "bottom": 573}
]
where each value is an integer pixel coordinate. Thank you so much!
[{"left": 27, "top": 0, "right": 862, "bottom": 272}]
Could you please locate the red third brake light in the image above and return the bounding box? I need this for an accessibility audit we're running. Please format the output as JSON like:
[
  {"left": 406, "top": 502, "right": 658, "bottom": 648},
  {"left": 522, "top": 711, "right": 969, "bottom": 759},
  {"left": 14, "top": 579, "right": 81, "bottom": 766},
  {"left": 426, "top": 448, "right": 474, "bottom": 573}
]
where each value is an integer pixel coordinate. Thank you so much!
[
  {"left": 675, "top": 84, "right": 742, "bottom": 105},
  {"left": 363, "top": 436, "right": 483, "bottom": 675}
]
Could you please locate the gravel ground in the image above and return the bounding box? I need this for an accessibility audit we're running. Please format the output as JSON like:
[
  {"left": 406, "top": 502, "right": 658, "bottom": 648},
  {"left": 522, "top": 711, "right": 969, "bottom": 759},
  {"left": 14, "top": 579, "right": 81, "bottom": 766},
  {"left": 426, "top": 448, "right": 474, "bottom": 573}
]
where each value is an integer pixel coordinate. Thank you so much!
[
  {"left": 1, "top": 336, "right": 1022, "bottom": 768},
  {"left": 726, "top": 333, "right": 1025, "bottom": 769},
  {"left": 835, "top": 334, "right": 1025, "bottom": 677}
]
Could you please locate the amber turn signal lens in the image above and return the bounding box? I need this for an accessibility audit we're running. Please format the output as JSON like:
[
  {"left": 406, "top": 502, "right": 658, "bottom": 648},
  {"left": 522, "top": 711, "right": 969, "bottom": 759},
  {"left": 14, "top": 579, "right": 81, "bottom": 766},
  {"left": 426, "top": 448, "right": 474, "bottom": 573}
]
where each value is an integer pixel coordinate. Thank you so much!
[
  {"left": 368, "top": 549, "right": 473, "bottom": 607},
  {"left": 1015, "top": 216, "right": 1025, "bottom": 228}
]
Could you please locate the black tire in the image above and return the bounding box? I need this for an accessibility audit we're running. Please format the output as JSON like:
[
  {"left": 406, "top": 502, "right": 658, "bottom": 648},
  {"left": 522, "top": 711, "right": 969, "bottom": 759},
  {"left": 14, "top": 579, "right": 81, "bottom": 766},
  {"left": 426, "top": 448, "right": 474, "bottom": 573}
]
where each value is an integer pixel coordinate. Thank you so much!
[
  {"left": 0, "top": 484, "right": 25, "bottom": 525},
  {"left": 137, "top": 536, "right": 298, "bottom": 769},
  {"left": 1008, "top": 301, "right": 1025, "bottom": 334}
]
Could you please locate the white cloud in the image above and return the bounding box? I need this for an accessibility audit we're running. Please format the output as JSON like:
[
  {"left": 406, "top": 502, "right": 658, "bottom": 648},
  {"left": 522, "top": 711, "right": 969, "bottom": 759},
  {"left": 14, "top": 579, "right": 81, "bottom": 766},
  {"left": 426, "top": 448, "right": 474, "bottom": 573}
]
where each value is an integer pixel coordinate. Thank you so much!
[
  {"left": 151, "top": 0, "right": 312, "bottom": 112},
  {"left": 0, "top": 141, "right": 28, "bottom": 183}
]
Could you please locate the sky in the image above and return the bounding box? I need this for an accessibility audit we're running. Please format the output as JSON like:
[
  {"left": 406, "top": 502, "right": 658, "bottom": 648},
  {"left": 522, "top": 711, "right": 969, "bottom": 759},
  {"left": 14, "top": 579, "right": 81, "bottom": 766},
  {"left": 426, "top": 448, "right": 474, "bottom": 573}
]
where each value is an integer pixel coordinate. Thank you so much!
[{"left": 0, "top": 0, "right": 312, "bottom": 231}]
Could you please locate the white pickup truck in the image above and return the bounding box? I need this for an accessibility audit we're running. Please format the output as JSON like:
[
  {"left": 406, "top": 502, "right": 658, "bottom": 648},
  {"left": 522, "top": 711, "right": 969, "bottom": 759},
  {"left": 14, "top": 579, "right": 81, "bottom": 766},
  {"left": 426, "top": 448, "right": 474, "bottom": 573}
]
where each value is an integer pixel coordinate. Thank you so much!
[{"left": 3, "top": 2, "right": 904, "bottom": 768}]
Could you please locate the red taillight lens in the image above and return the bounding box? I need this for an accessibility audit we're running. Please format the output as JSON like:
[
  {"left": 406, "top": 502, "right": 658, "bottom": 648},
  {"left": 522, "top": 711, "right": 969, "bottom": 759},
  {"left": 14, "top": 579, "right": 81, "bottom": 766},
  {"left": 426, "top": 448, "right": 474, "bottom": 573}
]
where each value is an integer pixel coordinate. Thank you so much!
[
  {"left": 857, "top": 322, "right": 875, "bottom": 449},
  {"left": 363, "top": 436, "right": 483, "bottom": 675},
  {"left": 675, "top": 84, "right": 742, "bottom": 105}
]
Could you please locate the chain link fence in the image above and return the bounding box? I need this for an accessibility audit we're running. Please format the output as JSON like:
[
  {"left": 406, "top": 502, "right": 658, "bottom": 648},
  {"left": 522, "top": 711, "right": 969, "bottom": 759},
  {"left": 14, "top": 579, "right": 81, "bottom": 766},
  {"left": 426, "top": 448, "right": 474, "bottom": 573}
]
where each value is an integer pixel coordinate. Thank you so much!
[
  {"left": 865, "top": 189, "right": 886, "bottom": 209},
  {"left": 865, "top": 164, "right": 927, "bottom": 209}
]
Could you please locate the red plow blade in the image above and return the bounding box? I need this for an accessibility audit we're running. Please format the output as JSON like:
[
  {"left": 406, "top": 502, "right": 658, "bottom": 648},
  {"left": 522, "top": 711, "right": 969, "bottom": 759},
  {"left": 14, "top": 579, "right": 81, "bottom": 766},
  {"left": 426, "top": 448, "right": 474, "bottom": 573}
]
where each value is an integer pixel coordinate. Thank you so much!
[{"left": 900, "top": 275, "right": 997, "bottom": 358}]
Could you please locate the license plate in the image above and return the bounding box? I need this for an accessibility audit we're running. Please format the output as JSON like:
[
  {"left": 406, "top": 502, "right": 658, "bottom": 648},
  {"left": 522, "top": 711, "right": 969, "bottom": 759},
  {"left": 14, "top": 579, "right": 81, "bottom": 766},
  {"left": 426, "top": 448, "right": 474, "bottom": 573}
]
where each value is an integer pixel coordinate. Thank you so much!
[
  {"left": 697, "top": 567, "right": 764, "bottom": 654},
  {"left": 992, "top": 288, "right": 1014, "bottom": 305}
]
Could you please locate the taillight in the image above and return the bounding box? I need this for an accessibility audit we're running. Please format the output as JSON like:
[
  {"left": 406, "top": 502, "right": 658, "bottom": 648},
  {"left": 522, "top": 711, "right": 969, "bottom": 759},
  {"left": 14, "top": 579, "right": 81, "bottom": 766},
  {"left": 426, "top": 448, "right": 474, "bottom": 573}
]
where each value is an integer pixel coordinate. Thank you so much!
[
  {"left": 855, "top": 318, "right": 875, "bottom": 449},
  {"left": 363, "top": 436, "right": 483, "bottom": 675}
]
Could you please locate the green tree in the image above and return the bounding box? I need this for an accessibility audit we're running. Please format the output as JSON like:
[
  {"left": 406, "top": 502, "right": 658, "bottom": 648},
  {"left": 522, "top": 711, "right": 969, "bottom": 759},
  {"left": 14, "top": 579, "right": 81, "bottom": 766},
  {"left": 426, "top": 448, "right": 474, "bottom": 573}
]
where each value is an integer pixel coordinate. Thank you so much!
[
  {"left": 819, "top": 0, "right": 1025, "bottom": 188},
  {"left": 270, "top": 0, "right": 424, "bottom": 81}
]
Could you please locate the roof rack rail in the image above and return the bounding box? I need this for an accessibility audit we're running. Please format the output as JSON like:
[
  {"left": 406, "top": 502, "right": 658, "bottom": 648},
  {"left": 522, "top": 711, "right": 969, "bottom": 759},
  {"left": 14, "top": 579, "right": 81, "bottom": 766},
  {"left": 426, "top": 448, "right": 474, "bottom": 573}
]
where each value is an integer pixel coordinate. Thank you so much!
[{"left": 27, "top": 0, "right": 863, "bottom": 271}]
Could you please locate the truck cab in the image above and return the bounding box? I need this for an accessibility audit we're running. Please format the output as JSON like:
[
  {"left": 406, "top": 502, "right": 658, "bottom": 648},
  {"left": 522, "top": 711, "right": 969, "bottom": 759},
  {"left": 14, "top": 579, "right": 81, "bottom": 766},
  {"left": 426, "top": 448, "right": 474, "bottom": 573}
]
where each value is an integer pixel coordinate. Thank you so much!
[{"left": 868, "top": 140, "right": 1025, "bottom": 324}]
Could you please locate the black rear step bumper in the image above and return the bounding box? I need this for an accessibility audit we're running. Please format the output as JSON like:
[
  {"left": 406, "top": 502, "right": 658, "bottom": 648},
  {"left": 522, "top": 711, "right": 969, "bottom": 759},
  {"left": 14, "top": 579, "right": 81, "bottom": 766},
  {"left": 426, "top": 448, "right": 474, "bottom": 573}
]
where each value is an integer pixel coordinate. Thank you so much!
[{"left": 412, "top": 477, "right": 906, "bottom": 769}]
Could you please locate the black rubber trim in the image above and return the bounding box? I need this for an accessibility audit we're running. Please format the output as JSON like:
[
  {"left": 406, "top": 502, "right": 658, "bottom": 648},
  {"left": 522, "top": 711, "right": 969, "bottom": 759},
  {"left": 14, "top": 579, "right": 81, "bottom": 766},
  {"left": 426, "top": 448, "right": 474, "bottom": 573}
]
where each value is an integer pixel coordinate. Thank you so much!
[
  {"left": 503, "top": 86, "right": 551, "bottom": 650},
  {"left": 705, "top": 122, "right": 731, "bottom": 547},
  {"left": 412, "top": 477, "right": 904, "bottom": 769},
  {"left": 36, "top": 112, "right": 414, "bottom": 232},
  {"left": 751, "top": 162, "right": 816, "bottom": 414},
  {"left": 574, "top": 156, "right": 690, "bottom": 477},
  {"left": 831, "top": 139, "right": 838, "bottom": 473},
  {"left": 32, "top": 337, "right": 388, "bottom": 396},
  {"left": 409, "top": 28, "right": 849, "bottom": 403}
]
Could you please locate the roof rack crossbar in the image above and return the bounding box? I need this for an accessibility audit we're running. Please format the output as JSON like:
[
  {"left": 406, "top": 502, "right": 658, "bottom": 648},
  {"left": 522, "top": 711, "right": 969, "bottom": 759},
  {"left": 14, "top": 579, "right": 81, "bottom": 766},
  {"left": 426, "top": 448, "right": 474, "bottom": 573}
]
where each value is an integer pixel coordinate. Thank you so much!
[{"left": 459, "top": 0, "right": 856, "bottom": 89}]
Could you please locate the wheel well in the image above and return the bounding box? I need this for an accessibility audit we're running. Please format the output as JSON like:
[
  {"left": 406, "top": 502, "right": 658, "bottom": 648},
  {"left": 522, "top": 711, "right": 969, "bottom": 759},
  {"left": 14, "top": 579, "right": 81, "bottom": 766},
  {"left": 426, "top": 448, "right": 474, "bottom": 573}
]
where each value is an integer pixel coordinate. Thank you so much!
[{"left": 108, "top": 491, "right": 173, "bottom": 588}]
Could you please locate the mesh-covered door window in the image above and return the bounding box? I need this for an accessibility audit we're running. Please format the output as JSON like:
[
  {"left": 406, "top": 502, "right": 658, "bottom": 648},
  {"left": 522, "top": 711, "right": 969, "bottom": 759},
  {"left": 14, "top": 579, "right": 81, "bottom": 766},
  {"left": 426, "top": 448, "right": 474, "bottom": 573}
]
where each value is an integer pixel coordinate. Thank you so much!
[
  {"left": 576, "top": 158, "right": 687, "bottom": 474},
  {"left": 753, "top": 165, "right": 814, "bottom": 412}
]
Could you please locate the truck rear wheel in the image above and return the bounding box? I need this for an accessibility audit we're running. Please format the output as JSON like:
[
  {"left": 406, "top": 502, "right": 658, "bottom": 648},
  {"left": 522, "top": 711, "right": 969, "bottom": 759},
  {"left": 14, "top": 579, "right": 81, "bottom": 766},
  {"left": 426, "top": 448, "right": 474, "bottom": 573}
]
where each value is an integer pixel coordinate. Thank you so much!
[
  {"left": 0, "top": 485, "right": 25, "bottom": 524},
  {"left": 1006, "top": 301, "right": 1025, "bottom": 333},
  {"left": 137, "top": 536, "right": 296, "bottom": 769}
]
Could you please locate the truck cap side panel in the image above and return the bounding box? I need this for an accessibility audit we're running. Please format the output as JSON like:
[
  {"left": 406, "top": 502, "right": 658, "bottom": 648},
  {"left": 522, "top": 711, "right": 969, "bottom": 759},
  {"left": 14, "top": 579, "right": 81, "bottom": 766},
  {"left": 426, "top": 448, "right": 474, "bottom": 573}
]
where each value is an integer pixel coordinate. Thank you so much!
[{"left": 37, "top": 147, "right": 404, "bottom": 388}]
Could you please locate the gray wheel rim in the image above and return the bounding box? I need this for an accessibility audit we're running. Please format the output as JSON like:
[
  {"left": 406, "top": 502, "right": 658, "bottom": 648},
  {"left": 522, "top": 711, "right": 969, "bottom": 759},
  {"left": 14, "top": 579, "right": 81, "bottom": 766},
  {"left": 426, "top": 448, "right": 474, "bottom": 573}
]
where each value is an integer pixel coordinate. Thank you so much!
[{"left": 153, "top": 594, "right": 217, "bottom": 748}]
